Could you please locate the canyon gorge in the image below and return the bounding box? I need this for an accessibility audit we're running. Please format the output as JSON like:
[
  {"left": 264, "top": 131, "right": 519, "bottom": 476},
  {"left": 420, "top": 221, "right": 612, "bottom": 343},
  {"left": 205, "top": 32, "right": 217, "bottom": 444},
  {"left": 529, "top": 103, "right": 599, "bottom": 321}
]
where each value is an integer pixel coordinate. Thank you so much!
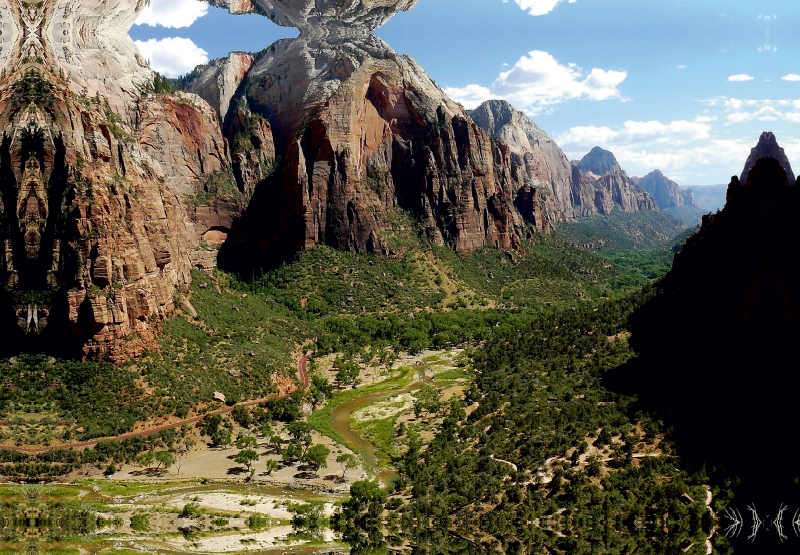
[{"left": 0, "top": 0, "right": 666, "bottom": 358}]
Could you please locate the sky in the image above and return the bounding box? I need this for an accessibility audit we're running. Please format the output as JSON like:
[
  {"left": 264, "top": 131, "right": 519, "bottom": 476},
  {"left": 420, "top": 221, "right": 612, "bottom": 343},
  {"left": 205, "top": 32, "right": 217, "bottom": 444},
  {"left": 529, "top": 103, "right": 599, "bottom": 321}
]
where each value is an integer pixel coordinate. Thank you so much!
[{"left": 130, "top": 0, "right": 800, "bottom": 185}]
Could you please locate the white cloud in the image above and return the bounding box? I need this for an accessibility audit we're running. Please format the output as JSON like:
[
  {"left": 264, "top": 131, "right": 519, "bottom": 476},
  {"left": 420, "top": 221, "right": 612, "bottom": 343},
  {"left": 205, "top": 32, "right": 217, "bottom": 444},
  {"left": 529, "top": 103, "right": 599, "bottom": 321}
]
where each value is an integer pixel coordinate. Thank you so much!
[
  {"left": 711, "top": 97, "right": 800, "bottom": 125},
  {"left": 728, "top": 74, "right": 754, "bottom": 82},
  {"left": 443, "top": 84, "right": 495, "bottom": 108},
  {"left": 782, "top": 74, "right": 800, "bottom": 82},
  {"left": 445, "top": 50, "right": 626, "bottom": 113},
  {"left": 677, "top": 65, "right": 687, "bottom": 69},
  {"left": 135, "top": 0, "right": 208, "bottom": 28},
  {"left": 134, "top": 38, "right": 209, "bottom": 78},
  {"left": 504, "top": 0, "right": 576, "bottom": 16},
  {"left": 558, "top": 119, "right": 711, "bottom": 152}
]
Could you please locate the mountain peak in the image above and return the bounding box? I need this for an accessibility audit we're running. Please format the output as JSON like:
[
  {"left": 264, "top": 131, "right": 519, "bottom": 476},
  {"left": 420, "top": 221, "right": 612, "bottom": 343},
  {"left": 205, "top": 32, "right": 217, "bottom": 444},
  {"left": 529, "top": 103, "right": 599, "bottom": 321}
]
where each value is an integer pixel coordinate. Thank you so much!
[
  {"left": 575, "top": 147, "right": 622, "bottom": 177},
  {"left": 740, "top": 132, "right": 796, "bottom": 186}
]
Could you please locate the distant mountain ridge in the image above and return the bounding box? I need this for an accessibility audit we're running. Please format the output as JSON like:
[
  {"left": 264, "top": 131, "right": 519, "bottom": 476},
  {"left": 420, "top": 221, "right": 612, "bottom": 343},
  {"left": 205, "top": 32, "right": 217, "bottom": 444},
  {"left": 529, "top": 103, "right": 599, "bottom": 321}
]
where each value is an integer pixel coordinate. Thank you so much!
[
  {"left": 574, "top": 146, "right": 623, "bottom": 177},
  {"left": 469, "top": 100, "right": 657, "bottom": 221}
]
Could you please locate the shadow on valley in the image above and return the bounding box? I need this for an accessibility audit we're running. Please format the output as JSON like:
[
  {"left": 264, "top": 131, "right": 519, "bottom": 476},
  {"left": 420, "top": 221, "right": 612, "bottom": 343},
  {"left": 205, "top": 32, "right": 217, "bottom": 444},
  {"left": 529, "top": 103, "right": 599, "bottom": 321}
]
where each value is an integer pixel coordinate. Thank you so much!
[{"left": 605, "top": 157, "right": 800, "bottom": 553}]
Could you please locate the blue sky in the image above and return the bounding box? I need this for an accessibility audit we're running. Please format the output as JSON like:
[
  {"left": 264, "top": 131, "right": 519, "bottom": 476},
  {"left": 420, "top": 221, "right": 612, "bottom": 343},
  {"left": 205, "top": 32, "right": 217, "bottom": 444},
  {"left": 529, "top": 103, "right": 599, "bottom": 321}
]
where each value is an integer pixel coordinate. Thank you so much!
[{"left": 130, "top": 0, "right": 800, "bottom": 185}]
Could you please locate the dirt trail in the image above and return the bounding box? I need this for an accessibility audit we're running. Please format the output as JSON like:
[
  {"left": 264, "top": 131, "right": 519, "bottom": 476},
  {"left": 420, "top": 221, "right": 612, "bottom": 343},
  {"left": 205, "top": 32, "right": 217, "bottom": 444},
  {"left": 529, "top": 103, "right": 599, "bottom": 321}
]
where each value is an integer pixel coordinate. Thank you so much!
[{"left": 8, "top": 356, "right": 311, "bottom": 455}]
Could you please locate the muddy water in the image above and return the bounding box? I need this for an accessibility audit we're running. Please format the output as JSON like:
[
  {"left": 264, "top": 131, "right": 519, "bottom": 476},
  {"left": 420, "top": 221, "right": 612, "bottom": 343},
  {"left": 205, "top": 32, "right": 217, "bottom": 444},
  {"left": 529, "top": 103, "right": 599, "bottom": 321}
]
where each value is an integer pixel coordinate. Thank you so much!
[{"left": 329, "top": 365, "right": 431, "bottom": 486}]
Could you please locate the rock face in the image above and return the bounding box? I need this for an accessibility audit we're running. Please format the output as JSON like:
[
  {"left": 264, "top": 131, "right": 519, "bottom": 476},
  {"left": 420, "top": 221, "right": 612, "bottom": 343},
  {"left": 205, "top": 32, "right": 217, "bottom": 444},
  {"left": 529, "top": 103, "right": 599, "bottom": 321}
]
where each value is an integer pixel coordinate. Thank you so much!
[
  {"left": 0, "top": 0, "right": 251, "bottom": 358},
  {"left": 469, "top": 100, "right": 658, "bottom": 220},
  {"left": 188, "top": 0, "right": 555, "bottom": 271},
  {"left": 612, "top": 142, "right": 800, "bottom": 523},
  {"left": 574, "top": 146, "right": 622, "bottom": 177},
  {"left": 637, "top": 169, "right": 698, "bottom": 210},
  {"left": 740, "top": 131, "right": 796, "bottom": 185}
]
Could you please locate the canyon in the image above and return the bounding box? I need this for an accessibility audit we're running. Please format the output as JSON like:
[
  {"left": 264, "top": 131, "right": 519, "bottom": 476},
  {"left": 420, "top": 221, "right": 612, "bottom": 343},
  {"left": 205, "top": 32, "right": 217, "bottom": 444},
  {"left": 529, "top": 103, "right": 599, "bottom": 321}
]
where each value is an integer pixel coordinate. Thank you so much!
[{"left": 0, "top": 0, "right": 669, "bottom": 358}]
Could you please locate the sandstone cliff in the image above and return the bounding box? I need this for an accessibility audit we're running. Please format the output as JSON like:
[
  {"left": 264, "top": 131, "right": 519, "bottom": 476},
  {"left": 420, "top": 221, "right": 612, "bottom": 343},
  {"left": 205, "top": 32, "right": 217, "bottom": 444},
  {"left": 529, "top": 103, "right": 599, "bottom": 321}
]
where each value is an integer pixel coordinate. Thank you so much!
[
  {"left": 574, "top": 146, "right": 622, "bottom": 178},
  {"left": 469, "top": 100, "right": 658, "bottom": 220},
  {"left": 637, "top": 169, "right": 698, "bottom": 210},
  {"left": 186, "top": 0, "right": 553, "bottom": 272},
  {"left": 0, "top": 0, "right": 255, "bottom": 358}
]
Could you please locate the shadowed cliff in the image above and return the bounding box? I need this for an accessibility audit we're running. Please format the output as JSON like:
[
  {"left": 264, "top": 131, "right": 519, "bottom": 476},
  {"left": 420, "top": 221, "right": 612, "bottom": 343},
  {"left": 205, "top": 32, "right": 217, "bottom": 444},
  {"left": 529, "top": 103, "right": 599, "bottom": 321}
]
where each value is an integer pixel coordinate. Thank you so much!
[{"left": 606, "top": 150, "right": 800, "bottom": 552}]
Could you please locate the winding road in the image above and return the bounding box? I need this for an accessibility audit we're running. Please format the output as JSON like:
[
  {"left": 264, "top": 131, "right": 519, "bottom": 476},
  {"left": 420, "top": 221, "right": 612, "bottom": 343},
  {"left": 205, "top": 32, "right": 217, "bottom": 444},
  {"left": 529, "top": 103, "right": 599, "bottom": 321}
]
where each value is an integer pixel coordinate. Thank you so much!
[{"left": 7, "top": 356, "right": 311, "bottom": 455}]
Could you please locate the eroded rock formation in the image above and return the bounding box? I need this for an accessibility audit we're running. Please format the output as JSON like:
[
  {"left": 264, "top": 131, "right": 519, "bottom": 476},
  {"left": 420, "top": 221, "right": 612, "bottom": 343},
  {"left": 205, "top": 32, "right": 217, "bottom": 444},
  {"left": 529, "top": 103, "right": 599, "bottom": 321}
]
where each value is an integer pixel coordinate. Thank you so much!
[
  {"left": 635, "top": 169, "right": 698, "bottom": 210},
  {"left": 470, "top": 100, "right": 658, "bottom": 219},
  {"left": 0, "top": 0, "right": 246, "bottom": 358},
  {"left": 188, "top": 0, "right": 554, "bottom": 271},
  {"left": 740, "top": 131, "right": 796, "bottom": 185}
]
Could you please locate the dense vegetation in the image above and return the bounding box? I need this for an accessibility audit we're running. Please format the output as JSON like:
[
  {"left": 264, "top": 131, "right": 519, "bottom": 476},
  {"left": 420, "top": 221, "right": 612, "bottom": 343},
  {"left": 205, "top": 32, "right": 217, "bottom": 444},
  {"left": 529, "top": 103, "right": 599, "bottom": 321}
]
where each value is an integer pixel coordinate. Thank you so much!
[
  {"left": 373, "top": 293, "right": 724, "bottom": 554},
  {"left": 556, "top": 211, "right": 689, "bottom": 252}
]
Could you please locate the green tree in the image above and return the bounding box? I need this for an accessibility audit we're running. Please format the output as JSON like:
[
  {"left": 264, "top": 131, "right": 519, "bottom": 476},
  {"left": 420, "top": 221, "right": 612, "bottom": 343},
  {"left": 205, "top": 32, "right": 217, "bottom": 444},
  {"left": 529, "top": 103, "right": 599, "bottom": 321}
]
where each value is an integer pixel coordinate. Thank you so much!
[
  {"left": 337, "top": 453, "right": 359, "bottom": 479},
  {"left": 304, "top": 444, "right": 330, "bottom": 475},
  {"left": 232, "top": 405, "right": 253, "bottom": 428},
  {"left": 332, "top": 480, "right": 388, "bottom": 554},
  {"left": 282, "top": 443, "right": 302, "bottom": 464},
  {"left": 235, "top": 448, "right": 259, "bottom": 472},
  {"left": 265, "top": 459, "right": 278, "bottom": 475},
  {"left": 236, "top": 435, "right": 258, "bottom": 450},
  {"left": 155, "top": 450, "right": 176, "bottom": 470},
  {"left": 286, "top": 421, "right": 311, "bottom": 443},
  {"left": 334, "top": 357, "right": 361, "bottom": 387}
]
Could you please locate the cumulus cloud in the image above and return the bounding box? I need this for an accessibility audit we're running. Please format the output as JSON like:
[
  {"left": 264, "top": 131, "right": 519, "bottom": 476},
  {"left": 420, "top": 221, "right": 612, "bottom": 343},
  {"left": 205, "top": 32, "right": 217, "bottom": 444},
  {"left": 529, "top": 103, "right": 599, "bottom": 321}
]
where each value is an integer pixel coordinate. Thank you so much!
[
  {"left": 504, "top": 0, "right": 576, "bottom": 16},
  {"left": 707, "top": 97, "right": 800, "bottom": 125},
  {"left": 782, "top": 74, "right": 800, "bottom": 82},
  {"left": 135, "top": 0, "right": 208, "bottom": 28},
  {"left": 135, "top": 38, "right": 209, "bottom": 78},
  {"left": 445, "top": 51, "right": 626, "bottom": 113},
  {"left": 558, "top": 120, "right": 711, "bottom": 153},
  {"left": 443, "top": 84, "right": 496, "bottom": 108},
  {"left": 728, "top": 74, "right": 754, "bottom": 82}
]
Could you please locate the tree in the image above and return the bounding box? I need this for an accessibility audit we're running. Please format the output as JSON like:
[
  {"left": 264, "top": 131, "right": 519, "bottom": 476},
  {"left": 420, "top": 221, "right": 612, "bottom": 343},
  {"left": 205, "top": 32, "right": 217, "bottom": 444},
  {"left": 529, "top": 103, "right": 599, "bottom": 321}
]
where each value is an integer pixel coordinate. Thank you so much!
[
  {"left": 304, "top": 444, "right": 330, "bottom": 475},
  {"left": 337, "top": 454, "right": 359, "bottom": 480},
  {"left": 265, "top": 459, "right": 278, "bottom": 475},
  {"left": 334, "top": 357, "right": 361, "bottom": 388},
  {"left": 286, "top": 421, "right": 311, "bottom": 444},
  {"left": 259, "top": 422, "right": 274, "bottom": 439},
  {"left": 232, "top": 405, "right": 253, "bottom": 428},
  {"left": 235, "top": 449, "right": 259, "bottom": 472},
  {"left": 282, "top": 443, "right": 302, "bottom": 464},
  {"left": 155, "top": 450, "right": 176, "bottom": 470},
  {"left": 211, "top": 428, "right": 233, "bottom": 449},
  {"left": 332, "top": 480, "right": 388, "bottom": 554},
  {"left": 269, "top": 435, "right": 283, "bottom": 451},
  {"left": 138, "top": 451, "right": 155, "bottom": 468},
  {"left": 176, "top": 439, "right": 196, "bottom": 475},
  {"left": 236, "top": 436, "right": 258, "bottom": 450}
]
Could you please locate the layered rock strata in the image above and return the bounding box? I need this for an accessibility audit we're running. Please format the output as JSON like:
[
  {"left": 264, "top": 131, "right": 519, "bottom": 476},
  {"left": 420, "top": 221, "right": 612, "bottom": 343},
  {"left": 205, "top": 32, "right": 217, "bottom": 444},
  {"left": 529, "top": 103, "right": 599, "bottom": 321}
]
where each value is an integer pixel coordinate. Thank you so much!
[
  {"left": 635, "top": 169, "right": 698, "bottom": 210},
  {"left": 0, "top": 0, "right": 250, "bottom": 358},
  {"left": 190, "top": 0, "right": 551, "bottom": 270},
  {"left": 469, "top": 100, "right": 658, "bottom": 219}
]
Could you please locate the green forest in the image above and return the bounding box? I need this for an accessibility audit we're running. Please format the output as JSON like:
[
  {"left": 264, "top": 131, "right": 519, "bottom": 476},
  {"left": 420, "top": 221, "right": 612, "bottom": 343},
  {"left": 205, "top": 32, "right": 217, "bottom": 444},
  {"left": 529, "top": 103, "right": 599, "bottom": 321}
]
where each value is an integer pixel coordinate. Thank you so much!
[{"left": 0, "top": 211, "right": 732, "bottom": 554}]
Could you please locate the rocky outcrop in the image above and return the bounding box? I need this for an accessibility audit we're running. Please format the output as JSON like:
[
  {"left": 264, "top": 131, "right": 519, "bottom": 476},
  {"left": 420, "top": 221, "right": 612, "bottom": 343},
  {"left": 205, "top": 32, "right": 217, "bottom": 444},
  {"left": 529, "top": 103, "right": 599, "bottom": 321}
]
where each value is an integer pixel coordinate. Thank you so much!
[
  {"left": 469, "top": 100, "right": 574, "bottom": 223},
  {"left": 469, "top": 100, "right": 658, "bottom": 220},
  {"left": 183, "top": 1, "right": 552, "bottom": 271},
  {"left": 574, "top": 146, "right": 622, "bottom": 178},
  {"left": 136, "top": 92, "right": 230, "bottom": 197},
  {"left": 0, "top": 0, "right": 249, "bottom": 358},
  {"left": 740, "top": 131, "right": 796, "bottom": 185},
  {"left": 637, "top": 169, "right": 698, "bottom": 209},
  {"left": 187, "top": 52, "right": 255, "bottom": 127}
]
